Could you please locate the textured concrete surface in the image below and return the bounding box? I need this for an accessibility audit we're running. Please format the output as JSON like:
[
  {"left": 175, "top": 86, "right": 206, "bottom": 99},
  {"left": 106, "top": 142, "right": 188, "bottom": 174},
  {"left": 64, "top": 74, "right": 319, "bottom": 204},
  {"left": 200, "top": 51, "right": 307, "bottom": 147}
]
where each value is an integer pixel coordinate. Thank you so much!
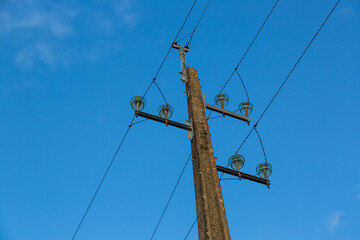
[{"left": 186, "top": 67, "right": 231, "bottom": 240}]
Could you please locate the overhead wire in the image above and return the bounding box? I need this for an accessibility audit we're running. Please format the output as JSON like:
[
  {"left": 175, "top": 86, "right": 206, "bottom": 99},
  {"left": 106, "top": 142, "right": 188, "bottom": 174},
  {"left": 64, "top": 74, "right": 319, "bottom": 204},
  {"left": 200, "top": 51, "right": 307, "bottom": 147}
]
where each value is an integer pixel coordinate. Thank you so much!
[
  {"left": 181, "top": 123, "right": 253, "bottom": 239},
  {"left": 153, "top": 81, "right": 169, "bottom": 105},
  {"left": 254, "top": 127, "right": 268, "bottom": 163},
  {"left": 235, "top": 0, "right": 341, "bottom": 154},
  {"left": 71, "top": 1, "right": 200, "bottom": 239},
  {"left": 129, "top": 118, "right": 149, "bottom": 127},
  {"left": 71, "top": 115, "right": 136, "bottom": 240},
  {"left": 183, "top": 0, "right": 341, "bottom": 238},
  {"left": 179, "top": 2, "right": 281, "bottom": 238},
  {"left": 207, "top": 0, "right": 279, "bottom": 120},
  {"left": 187, "top": 0, "right": 213, "bottom": 48},
  {"left": 148, "top": 111, "right": 228, "bottom": 240},
  {"left": 148, "top": 1, "right": 216, "bottom": 239},
  {"left": 175, "top": 0, "right": 213, "bottom": 48},
  {"left": 184, "top": 218, "right": 198, "bottom": 240},
  {"left": 150, "top": 154, "right": 192, "bottom": 240},
  {"left": 149, "top": 105, "right": 235, "bottom": 240},
  {"left": 220, "top": 178, "right": 239, "bottom": 181},
  {"left": 219, "top": 0, "right": 280, "bottom": 93},
  {"left": 235, "top": 69, "right": 250, "bottom": 102},
  {"left": 143, "top": 0, "right": 199, "bottom": 102}
]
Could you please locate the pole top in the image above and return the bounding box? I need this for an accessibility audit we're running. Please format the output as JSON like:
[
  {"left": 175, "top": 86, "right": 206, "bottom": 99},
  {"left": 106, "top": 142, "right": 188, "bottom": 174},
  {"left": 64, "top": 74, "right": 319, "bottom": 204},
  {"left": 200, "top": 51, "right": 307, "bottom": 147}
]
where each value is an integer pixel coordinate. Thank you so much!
[{"left": 172, "top": 42, "right": 189, "bottom": 52}]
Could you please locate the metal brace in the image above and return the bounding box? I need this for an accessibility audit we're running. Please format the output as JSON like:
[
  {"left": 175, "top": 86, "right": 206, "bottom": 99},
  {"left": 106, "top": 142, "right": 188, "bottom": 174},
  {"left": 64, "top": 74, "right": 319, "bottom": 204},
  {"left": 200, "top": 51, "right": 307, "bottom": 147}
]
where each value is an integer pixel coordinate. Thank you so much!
[
  {"left": 186, "top": 119, "right": 194, "bottom": 140},
  {"left": 172, "top": 43, "right": 189, "bottom": 83},
  {"left": 179, "top": 46, "right": 188, "bottom": 83}
]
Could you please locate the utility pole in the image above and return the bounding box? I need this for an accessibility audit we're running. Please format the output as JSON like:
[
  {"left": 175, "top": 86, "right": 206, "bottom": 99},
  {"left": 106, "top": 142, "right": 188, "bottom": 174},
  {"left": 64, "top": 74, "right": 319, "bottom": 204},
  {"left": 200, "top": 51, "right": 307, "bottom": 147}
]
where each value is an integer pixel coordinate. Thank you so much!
[
  {"left": 131, "top": 43, "right": 270, "bottom": 239},
  {"left": 186, "top": 66, "right": 231, "bottom": 239},
  {"left": 172, "top": 42, "right": 231, "bottom": 239}
]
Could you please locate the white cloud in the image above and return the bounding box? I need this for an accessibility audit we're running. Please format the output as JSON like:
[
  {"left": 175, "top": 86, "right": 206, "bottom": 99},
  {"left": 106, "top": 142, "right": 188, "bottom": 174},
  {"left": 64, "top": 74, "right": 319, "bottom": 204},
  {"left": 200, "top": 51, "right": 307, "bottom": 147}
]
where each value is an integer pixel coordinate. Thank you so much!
[
  {"left": 35, "top": 43, "right": 55, "bottom": 65},
  {"left": 114, "top": 0, "right": 140, "bottom": 28},
  {"left": 0, "top": 0, "right": 140, "bottom": 68},
  {"left": 0, "top": 1, "right": 74, "bottom": 67},
  {"left": 14, "top": 43, "right": 56, "bottom": 68},
  {"left": 324, "top": 211, "right": 344, "bottom": 233},
  {"left": 356, "top": 193, "right": 360, "bottom": 199},
  {"left": 338, "top": 1, "right": 360, "bottom": 17},
  {"left": 0, "top": 3, "right": 74, "bottom": 37},
  {"left": 339, "top": 5, "right": 355, "bottom": 16},
  {"left": 15, "top": 47, "right": 35, "bottom": 68}
]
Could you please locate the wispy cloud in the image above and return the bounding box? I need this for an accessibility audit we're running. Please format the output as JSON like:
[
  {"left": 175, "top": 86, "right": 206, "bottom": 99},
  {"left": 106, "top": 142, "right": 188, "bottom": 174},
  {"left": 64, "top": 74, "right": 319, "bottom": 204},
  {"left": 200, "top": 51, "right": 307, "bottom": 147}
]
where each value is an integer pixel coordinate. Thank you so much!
[
  {"left": 324, "top": 211, "right": 344, "bottom": 233},
  {"left": 0, "top": 1, "right": 75, "bottom": 68},
  {"left": 2, "top": 80, "right": 40, "bottom": 95},
  {"left": 114, "top": 0, "right": 140, "bottom": 28},
  {"left": 15, "top": 42, "right": 57, "bottom": 68},
  {"left": 339, "top": 5, "right": 355, "bottom": 17},
  {"left": 0, "top": 0, "right": 140, "bottom": 68},
  {"left": 338, "top": 0, "right": 360, "bottom": 17},
  {"left": 0, "top": 2, "right": 75, "bottom": 37},
  {"left": 356, "top": 193, "right": 360, "bottom": 199}
]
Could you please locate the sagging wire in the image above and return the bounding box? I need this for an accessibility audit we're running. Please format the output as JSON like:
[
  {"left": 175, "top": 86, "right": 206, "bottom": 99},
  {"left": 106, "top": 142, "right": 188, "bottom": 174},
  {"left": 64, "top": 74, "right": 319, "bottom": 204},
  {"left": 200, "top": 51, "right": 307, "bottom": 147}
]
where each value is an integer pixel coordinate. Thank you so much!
[
  {"left": 129, "top": 119, "right": 149, "bottom": 127},
  {"left": 235, "top": 0, "right": 342, "bottom": 156},
  {"left": 207, "top": 0, "right": 279, "bottom": 119},
  {"left": 150, "top": 154, "right": 192, "bottom": 240},
  {"left": 219, "top": 0, "right": 280, "bottom": 94},
  {"left": 71, "top": 115, "right": 136, "bottom": 240},
  {"left": 235, "top": 69, "right": 250, "bottom": 103},
  {"left": 183, "top": 0, "right": 341, "bottom": 238},
  {"left": 71, "top": 1, "right": 201, "bottom": 239},
  {"left": 175, "top": 0, "right": 214, "bottom": 48},
  {"left": 143, "top": 0, "right": 199, "bottom": 103},
  {"left": 148, "top": 107, "right": 229, "bottom": 239},
  {"left": 254, "top": 126, "right": 268, "bottom": 163}
]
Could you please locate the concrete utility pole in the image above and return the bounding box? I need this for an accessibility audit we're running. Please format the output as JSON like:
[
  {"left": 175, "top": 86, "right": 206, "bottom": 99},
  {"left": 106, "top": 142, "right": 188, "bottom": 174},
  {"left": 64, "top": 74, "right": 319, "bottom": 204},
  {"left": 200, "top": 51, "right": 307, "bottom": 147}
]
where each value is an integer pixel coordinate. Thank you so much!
[
  {"left": 186, "top": 67, "right": 231, "bottom": 240},
  {"left": 132, "top": 43, "right": 268, "bottom": 239}
]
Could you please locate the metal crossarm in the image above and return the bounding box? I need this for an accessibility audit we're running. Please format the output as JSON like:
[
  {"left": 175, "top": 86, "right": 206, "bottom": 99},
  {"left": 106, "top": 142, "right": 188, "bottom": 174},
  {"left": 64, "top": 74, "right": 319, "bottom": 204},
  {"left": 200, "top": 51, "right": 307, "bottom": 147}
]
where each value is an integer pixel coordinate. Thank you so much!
[
  {"left": 135, "top": 110, "right": 191, "bottom": 131},
  {"left": 216, "top": 165, "right": 270, "bottom": 186},
  {"left": 205, "top": 104, "right": 250, "bottom": 123},
  {"left": 172, "top": 43, "right": 189, "bottom": 52}
]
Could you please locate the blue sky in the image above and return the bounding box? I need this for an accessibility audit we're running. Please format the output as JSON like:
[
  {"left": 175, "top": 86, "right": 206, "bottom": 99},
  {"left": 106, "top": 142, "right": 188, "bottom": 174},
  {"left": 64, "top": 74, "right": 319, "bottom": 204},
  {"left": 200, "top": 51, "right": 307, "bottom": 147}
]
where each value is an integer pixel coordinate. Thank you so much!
[{"left": 1, "top": 0, "right": 359, "bottom": 239}]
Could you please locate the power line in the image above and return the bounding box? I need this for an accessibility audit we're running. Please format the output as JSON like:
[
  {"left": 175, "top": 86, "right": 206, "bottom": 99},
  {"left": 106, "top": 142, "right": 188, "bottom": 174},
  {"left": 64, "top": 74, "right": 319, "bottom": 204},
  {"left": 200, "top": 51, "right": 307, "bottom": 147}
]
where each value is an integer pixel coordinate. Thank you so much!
[
  {"left": 148, "top": 1, "right": 216, "bottom": 238},
  {"left": 129, "top": 118, "right": 148, "bottom": 127},
  {"left": 187, "top": 0, "right": 213, "bottom": 48},
  {"left": 183, "top": 1, "right": 341, "bottom": 238},
  {"left": 150, "top": 154, "right": 192, "bottom": 240},
  {"left": 180, "top": 1, "right": 281, "bottom": 238},
  {"left": 143, "top": 0, "right": 199, "bottom": 102},
  {"left": 254, "top": 127, "right": 268, "bottom": 163},
  {"left": 149, "top": 114, "right": 224, "bottom": 239},
  {"left": 219, "top": 0, "right": 280, "bottom": 93},
  {"left": 207, "top": 0, "right": 279, "bottom": 120},
  {"left": 71, "top": 1, "right": 200, "bottom": 239},
  {"left": 71, "top": 115, "right": 136, "bottom": 240},
  {"left": 183, "top": 218, "right": 198, "bottom": 240},
  {"left": 154, "top": 81, "right": 169, "bottom": 105},
  {"left": 174, "top": 0, "right": 199, "bottom": 43},
  {"left": 235, "top": 69, "right": 250, "bottom": 102},
  {"left": 175, "top": 0, "right": 214, "bottom": 48},
  {"left": 255, "top": 0, "right": 340, "bottom": 126},
  {"left": 235, "top": 0, "right": 341, "bottom": 154}
]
